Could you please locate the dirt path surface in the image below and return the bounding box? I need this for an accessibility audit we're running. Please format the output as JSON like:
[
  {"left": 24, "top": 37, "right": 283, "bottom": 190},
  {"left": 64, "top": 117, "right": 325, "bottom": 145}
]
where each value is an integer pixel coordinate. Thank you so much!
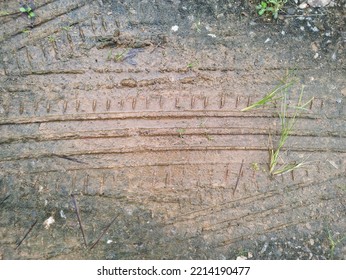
[{"left": 0, "top": 0, "right": 345, "bottom": 259}]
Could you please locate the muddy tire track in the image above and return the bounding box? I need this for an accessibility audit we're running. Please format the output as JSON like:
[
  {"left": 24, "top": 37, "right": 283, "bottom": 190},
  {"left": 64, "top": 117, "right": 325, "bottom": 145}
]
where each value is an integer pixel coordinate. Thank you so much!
[{"left": 0, "top": 0, "right": 345, "bottom": 259}]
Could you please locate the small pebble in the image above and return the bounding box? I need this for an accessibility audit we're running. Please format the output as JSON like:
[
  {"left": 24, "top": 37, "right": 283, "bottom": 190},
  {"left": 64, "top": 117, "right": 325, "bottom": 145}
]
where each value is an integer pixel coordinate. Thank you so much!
[
  {"left": 60, "top": 210, "right": 66, "bottom": 219},
  {"left": 260, "top": 242, "right": 269, "bottom": 254},
  {"left": 299, "top": 2, "right": 309, "bottom": 9},
  {"left": 287, "top": 7, "right": 296, "bottom": 15},
  {"left": 308, "top": 0, "right": 333, "bottom": 7},
  {"left": 43, "top": 216, "right": 55, "bottom": 229},
  {"left": 311, "top": 42, "right": 318, "bottom": 52},
  {"left": 171, "top": 25, "right": 179, "bottom": 32}
]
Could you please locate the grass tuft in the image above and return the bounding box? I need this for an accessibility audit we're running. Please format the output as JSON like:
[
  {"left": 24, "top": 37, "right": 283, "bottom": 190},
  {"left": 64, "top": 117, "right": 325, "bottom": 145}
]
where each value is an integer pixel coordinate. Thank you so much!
[
  {"left": 269, "top": 86, "right": 313, "bottom": 175},
  {"left": 241, "top": 70, "right": 314, "bottom": 176}
]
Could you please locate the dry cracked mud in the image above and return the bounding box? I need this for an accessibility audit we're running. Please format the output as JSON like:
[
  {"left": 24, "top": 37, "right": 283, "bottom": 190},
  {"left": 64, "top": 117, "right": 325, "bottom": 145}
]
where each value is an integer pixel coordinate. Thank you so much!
[{"left": 0, "top": 0, "right": 345, "bottom": 259}]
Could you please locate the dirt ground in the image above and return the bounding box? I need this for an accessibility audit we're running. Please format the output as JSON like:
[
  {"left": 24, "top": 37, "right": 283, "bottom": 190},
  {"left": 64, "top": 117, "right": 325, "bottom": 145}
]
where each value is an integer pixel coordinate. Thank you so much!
[{"left": 0, "top": 0, "right": 345, "bottom": 260}]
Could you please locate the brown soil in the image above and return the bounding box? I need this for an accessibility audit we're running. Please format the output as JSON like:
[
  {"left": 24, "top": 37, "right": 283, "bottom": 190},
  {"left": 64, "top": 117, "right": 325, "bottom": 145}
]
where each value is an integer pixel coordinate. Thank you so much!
[{"left": 0, "top": 0, "right": 345, "bottom": 259}]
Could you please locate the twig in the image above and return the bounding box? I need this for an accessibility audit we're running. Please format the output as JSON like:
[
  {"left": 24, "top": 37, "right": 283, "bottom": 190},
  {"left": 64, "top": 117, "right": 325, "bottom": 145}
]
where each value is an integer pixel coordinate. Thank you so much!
[
  {"left": 16, "top": 219, "right": 38, "bottom": 250},
  {"left": 150, "top": 42, "right": 162, "bottom": 54},
  {"left": 90, "top": 215, "right": 119, "bottom": 250},
  {"left": 71, "top": 194, "right": 87, "bottom": 248},
  {"left": 233, "top": 159, "right": 244, "bottom": 195},
  {"left": 0, "top": 194, "right": 10, "bottom": 207},
  {"left": 282, "top": 14, "right": 326, "bottom": 17},
  {"left": 54, "top": 154, "right": 85, "bottom": 164}
]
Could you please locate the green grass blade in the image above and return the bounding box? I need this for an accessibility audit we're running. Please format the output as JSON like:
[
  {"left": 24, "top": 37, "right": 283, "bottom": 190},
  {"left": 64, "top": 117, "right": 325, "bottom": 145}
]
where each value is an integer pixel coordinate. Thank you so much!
[
  {"left": 241, "top": 81, "right": 294, "bottom": 112},
  {"left": 272, "top": 161, "right": 306, "bottom": 175}
]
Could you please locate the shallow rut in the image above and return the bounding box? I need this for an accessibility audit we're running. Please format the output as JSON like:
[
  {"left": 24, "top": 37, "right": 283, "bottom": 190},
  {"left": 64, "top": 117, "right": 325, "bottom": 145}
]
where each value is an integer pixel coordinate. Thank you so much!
[{"left": 0, "top": 0, "right": 345, "bottom": 259}]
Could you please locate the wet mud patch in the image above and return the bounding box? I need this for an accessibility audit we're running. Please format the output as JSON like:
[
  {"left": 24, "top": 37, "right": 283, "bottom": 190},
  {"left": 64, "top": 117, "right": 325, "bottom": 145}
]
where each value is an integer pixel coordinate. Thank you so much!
[{"left": 0, "top": 0, "right": 345, "bottom": 259}]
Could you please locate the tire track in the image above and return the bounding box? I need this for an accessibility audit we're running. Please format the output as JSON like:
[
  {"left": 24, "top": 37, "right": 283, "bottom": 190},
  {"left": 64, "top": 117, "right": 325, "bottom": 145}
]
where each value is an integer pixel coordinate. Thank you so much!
[
  {"left": 0, "top": 0, "right": 345, "bottom": 259},
  {"left": 1, "top": 124, "right": 345, "bottom": 145},
  {"left": 0, "top": 0, "right": 89, "bottom": 46}
]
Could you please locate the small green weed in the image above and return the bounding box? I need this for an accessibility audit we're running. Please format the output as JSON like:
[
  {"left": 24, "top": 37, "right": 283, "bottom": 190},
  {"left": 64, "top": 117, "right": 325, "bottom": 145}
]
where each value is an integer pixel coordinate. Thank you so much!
[
  {"left": 20, "top": 4, "right": 35, "bottom": 19},
  {"left": 327, "top": 229, "right": 346, "bottom": 259},
  {"left": 107, "top": 49, "right": 128, "bottom": 62},
  {"left": 47, "top": 35, "right": 56, "bottom": 42},
  {"left": 176, "top": 128, "right": 186, "bottom": 138},
  {"left": 114, "top": 52, "right": 126, "bottom": 62},
  {"left": 22, "top": 28, "right": 31, "bottom": 34},
  {"left": 236, "top": 247, "right": 250, "bottom": 259},
  {"left": 256, "top": 0, "right": 287, "bottom": 19},
  {"left": 193, "top": 20, "right": 202, "bottom": 33},
  {"left": 251, "top": 162, "right": 260, "bottom": 171},
  {"left": 187, "top": 61, "right": 198, "bottom": 69},
  {"left": 61, "top": 25, "right": 72, "bottom": 31}
]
